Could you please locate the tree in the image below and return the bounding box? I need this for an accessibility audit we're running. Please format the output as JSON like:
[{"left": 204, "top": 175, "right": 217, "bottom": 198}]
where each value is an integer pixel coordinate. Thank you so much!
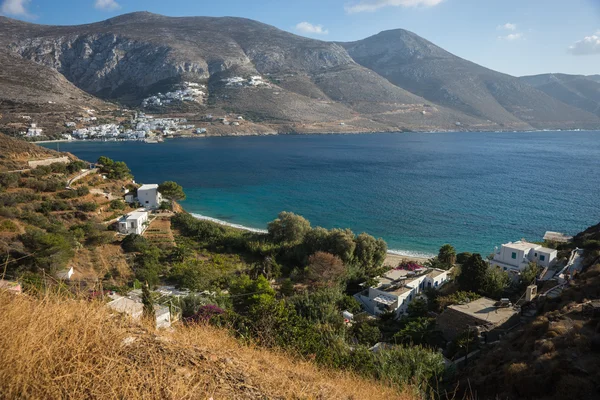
[
  {"left": 456, "top": 253, "right": 489, "bottom": 293},
  {"left": 352, "top": 320, "right": 381, "bottom": 346},
  {"left": 482, "top": 267, "right": 511, "bottom": 298},
  {"left": 353, "top": 233, "right": 387, "bottom": 272},
  {"left": 19, "top": 228, "right": 75, "bottom": 273},
  {"left": 305, "top": 251, "right": 347, "bottom": 289},
  {"left": 326, "top": 228, "right": 356, "bottom": 264},
  {"left": 456, "top": 252, "right": 472, "bottom": 265},
  {"left": 407, "top": 298, "right": 428, "bottom": 318},
  {"left": 438, "top": 244, "right": 457, "bottom": 269},
  {"left": 519, "top": 262, "right": 540, "bottom": 289},
  {"left": 267, "top": 211, "right": 311, "bottom": 244},
  {"left": 229, "top": 275, "right": 276, "bottom": 315},
  {"left": 393, "top": 317, "right": 436, "bottom": 346},
  {"left": 142, "top": 282, "right": 154, "bottom": 319},
  {"left": 97, "top": 156, "right": 131, "bottom": 180},
  {"left": 158, "top": 181, "right": 186, "bottom": 201}
]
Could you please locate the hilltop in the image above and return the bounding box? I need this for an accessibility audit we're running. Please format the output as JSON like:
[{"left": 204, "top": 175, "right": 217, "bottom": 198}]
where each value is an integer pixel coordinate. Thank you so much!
[{"left": 0, "top": 12, "right": 598, "bottom": 134}]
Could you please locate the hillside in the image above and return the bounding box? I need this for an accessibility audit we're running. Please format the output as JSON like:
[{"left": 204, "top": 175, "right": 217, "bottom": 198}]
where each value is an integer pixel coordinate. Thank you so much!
[
  {"left": 342, "top": 30, "right": 600, "bottom": 130},
  {"left": 0, "top": 292, "right": 413, "bottom": 399},
  {"left": 0, "top": 132, "right": 59, "bottom": 171},
  {"left": 456, "top": 223, "right": 600, "bottom": 400},
  {"left": 0, "top": 12, "right": 597, "bottom": 133},
  {"left": 520, "top": 73, "right": 600, "bottom": 118}
]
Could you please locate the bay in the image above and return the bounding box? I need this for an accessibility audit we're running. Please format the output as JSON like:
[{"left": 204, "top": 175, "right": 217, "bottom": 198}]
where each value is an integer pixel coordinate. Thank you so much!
[{"left": 42, "top": 131, "right": 600, "bottom": 257}]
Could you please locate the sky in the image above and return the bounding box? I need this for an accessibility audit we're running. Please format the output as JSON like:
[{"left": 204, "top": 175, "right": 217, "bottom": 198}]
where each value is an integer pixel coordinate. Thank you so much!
[{"left": 1, "top": 0, "right": 599, "bottom": 76}]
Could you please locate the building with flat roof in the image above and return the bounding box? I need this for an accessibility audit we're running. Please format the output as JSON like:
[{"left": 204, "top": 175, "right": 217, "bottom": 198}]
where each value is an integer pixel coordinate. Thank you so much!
[
  {"left": 436, "top": 297, "right": 520, "bottom": 341},
  {"left": 355, "top": 267, "right": 450, "bottom": 318},
  {"left": 137, "top": 184, "right": 163, "bottom": 209},
  {"left": 491, "top": 240, "right": 557, "bottom": 273},
  {"left": 118, "top": 211, "right": 149, "bottom": 235}
]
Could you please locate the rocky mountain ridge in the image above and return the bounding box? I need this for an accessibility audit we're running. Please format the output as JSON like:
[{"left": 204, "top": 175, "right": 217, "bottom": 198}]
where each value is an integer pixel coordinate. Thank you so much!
[{"left": 0, "top": 12, "right": 598, "bottom": 133}]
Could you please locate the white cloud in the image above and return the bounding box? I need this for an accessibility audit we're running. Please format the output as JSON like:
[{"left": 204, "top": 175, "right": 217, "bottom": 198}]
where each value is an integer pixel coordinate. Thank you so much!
[
  {"left": 345, "top": 0, "right": 444, "bottom": 14},
  {"left": 568, "top": 33, "right": 600, "bottom": 55},
  {"left": 94, "top": 0, "right": 121, "bottom": 11},
  {"left": 497, "top": 22, "right": 517, "bottom": 31},
  {"left": 0, "top": 0, "right": 34, "bottom": 18},
  {"left": 295, "top": 22, "right": 329, "bottom": 35},
  {"left": 498, "top": 33, "right": 523, "bottom": 41}
]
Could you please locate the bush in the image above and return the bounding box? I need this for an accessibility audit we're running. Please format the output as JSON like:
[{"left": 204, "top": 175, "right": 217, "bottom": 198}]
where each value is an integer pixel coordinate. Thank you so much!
[
  {"left": 0, "top": 219, "right": 18, "bottom": 232},
  {"left": 0, "top": 173, "right": 19, "bottom": 189},
  {"left": 19, "top": 228, "right": 75, "bottom": 272},
  {"left": 77, "top": 202, "right": 98, "bottom": 212},
  {"left": 109, "top": 199, "right": 126, "bottom": 211},
  {"left": 76, "top": 186, "right": 90, "bottom": 197},
  {"left": 121, "top": 234, "right": 150, "bottom": 253}
]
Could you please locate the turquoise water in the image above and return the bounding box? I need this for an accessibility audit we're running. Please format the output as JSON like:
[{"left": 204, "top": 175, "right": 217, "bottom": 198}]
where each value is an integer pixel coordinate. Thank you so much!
[{"left": 43, "top": 131, "right": 600, "bottom": 257}]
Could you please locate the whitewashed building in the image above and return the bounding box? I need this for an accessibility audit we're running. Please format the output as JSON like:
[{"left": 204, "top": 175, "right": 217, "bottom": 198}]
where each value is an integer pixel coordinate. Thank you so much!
[
  {"left": 356, "top": 268, "right": 450, "bottom": 318},
  {"left": 25, "top": 123, "right": 43, "bottom": 137},
  {"left": 118, "top": 211, "right": 149, "bottom": 235},
  {"left": 491, "top": 240, "right": 558, "bottom": 272},
  {"left": 137, "top": 184, "right": 163, "bottom": 209}
]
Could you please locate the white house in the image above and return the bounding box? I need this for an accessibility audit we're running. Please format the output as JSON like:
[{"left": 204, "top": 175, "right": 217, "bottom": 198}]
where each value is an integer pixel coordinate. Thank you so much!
[
  {"left": 25, "top": 123, "right": 43, "bottom": 137},
  {"left": 118, "top": 211, "right": 149, "bottom": 235},
  {"left": 137, "top": 184, "right": 163, "bottom": 209},
  {"left": 56, "top": 266, "right": 74, "bottom": 281},
  {"left": 107, "top": 294, "right": 171, "bottom": 328},
  {"left": 491, "top": 240, "right": 558, "bottom": 272},
  {"left": 356, "top": 267, "right": 450, "bottom": 318}
]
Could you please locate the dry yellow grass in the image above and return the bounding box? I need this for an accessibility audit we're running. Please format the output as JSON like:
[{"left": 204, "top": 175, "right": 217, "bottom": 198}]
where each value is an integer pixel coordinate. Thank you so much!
[{"left": 0, "top": 292, "right": 417, "bottom": 399}]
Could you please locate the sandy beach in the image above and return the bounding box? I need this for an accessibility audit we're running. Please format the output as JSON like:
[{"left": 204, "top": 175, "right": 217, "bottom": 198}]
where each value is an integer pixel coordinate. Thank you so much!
[{"left": 383, "top": 252, "right": 432, "bottom": 267}]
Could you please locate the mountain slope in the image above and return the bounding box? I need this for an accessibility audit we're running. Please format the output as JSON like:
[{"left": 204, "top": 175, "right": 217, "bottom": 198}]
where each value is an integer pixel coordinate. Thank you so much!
[
  {"left": 342, "top": 29, "right": 600, "bottom": 130},
  {"left": 520, "top": 73, "right": 600, "bottom": 118},
  {"left": 0, "top": 12, "right": 598, "bottom": 132},
  {"left": 0, "top": 292, "right": 413, "bottom": 399},
  {"left": 2, "top": 12, "right": 482, "bottom": 132}
]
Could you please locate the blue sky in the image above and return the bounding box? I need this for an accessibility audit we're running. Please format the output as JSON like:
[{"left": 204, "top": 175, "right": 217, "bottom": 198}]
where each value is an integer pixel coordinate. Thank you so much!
[{"left": 1, "top": 0, "right": 599, "bottom": 76}]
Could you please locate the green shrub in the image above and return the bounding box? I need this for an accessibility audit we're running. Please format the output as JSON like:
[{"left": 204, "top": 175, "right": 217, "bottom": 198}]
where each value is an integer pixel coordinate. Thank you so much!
[
  {"left": 109, "top": 199, "right": 126, "bottom": 211},
  {"left": 121, "top": 234, "right": 150, "bottom": 253},
  {"left": 0, "top": 219, "right": 18, "bottom": 232},
  {"left": 76, "top": 186, "right": 90, "bottom": 197},
  {"left": 77, "top": 202, "right": 98, "bottom": 212}
]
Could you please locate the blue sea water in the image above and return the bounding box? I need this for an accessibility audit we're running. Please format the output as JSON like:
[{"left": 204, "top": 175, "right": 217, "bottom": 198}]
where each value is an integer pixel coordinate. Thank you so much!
[{"left": 43, "top": 131, "right": 600, "bottom": 257}]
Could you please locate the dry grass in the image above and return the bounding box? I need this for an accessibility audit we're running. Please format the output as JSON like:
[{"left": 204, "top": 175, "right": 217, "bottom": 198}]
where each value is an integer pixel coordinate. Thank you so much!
[{"left": 0, "top": 292, "right": 416, "bottom": 400}]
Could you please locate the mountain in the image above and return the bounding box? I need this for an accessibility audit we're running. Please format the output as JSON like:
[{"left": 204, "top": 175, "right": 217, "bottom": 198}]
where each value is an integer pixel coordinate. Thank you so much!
[
  {"left": 0, "top": 12, "right": 598, "bottom": 133},
  {"left": 520, "top": 73, "right": 600, "bottom": 118},
  {"left": 342, "top": 29, "right": 600, "bottom": 130}
]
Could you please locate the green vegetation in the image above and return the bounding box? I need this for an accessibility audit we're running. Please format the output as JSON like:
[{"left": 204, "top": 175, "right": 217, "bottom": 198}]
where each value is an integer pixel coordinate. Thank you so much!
[
  {"left": 97, "top": 156, "right": 132, "bottom": 180},
  {"left": 158, "top": 181, "right": 186, "bottom": 201},
  {"left": 169, "top": 210, "right": 443, "bottom": 390}
]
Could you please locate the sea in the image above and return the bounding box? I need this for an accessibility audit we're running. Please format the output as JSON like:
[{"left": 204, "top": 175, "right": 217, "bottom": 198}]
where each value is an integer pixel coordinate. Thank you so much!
[{"left": 42, "top": 131, "right": 600, "bottom": 258}]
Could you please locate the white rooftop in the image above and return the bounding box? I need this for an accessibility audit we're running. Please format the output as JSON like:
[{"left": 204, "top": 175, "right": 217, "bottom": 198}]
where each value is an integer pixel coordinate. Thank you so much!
[
  {"left": 138, "top": 184, "right": 159, "bottom": 190},
  {"left": 121, "top": 211, "right": 148, "bottom": 221},
  {"left": 503, "top": 241, "right": 539, "bottom": 251}
]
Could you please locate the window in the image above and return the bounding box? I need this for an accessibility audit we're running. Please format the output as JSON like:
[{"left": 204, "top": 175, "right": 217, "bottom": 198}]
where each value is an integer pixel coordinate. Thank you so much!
[
  {"left": 511, "top": 252, "right": 517, "bottom": 259},
  {"left": 534, "top": 252, "right": 538, "bottom": 257},
  {"left": 540, "top": 255, "right": 545, "bottom": 261}
]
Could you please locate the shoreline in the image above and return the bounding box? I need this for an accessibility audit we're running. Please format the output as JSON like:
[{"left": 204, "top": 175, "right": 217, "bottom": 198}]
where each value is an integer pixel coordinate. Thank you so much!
[
  {"left": 189, "top": 212, "right": 433, "bottom": 265},
  {"left": 33, "top": 128, "right": 599, "bottom": 146}
]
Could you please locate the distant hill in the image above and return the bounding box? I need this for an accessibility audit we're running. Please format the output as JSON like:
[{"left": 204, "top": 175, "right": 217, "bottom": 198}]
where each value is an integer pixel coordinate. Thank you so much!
[
  {"left": 0, "top": 12, "right": 598, "bottom": 133},
  {"left": 520, "top": 73, "right": 600, "bottom": 118},
  {"left": 342, "top": 30, "right": 600, "bottom": 130}
]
